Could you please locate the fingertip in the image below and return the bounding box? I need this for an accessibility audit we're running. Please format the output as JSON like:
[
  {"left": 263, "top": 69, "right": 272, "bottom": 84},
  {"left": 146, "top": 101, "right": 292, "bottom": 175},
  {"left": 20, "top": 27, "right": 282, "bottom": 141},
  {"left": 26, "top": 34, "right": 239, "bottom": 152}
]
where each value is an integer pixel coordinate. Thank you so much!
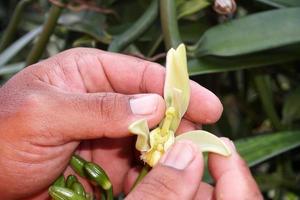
[
  {"left": 208, "top": 137, "right": 263, "bottom": 199},
  {"left": 187, "top": 81, "right": 223, "bottom": 124}
]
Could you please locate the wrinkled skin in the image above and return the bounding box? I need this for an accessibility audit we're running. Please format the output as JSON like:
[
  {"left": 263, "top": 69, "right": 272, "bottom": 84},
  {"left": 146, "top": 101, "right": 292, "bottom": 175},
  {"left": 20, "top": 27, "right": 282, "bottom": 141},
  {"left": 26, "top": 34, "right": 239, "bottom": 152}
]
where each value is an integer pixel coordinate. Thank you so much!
[{"left": 0, "top": 48, "right": 261, "bottom": 200}]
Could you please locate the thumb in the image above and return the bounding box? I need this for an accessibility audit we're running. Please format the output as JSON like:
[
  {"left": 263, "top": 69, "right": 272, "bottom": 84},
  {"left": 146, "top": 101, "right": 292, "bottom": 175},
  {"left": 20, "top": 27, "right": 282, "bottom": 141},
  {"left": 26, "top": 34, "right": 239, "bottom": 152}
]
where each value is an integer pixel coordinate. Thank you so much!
[
  {"left": 47, "top": 92, "right": 165, "bottom": 141},
  {"left": 126, "top": 141, "right": 204, "bottom": 200}
]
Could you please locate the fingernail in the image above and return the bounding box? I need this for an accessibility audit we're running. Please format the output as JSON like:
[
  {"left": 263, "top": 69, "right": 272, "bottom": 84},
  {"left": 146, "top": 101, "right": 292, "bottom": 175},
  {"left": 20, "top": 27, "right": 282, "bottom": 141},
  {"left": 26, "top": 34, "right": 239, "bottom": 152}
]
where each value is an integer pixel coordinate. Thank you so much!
[
  {"left": 130, "top": 94, "right": 159, "bottom": 115},
  {"left": 160, "top": 141, "right": 196, "bottom": 170}
]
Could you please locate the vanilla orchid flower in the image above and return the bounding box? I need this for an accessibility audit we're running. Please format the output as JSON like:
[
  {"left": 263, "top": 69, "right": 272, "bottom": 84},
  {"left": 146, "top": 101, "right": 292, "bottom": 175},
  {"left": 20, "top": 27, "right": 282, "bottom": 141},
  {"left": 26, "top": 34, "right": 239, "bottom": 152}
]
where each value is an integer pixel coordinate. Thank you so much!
[{"left": 129, "top": 44, "right": 231, "bottom": 167}]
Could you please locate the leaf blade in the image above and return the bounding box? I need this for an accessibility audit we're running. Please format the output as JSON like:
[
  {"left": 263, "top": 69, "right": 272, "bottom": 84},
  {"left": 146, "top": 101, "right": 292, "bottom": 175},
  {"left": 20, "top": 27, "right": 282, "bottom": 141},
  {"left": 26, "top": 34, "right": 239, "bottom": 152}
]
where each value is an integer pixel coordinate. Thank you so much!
[
  {"left": 235, "top": 131, "right": 300, "bottom": 167},
  {"left": 195, "top": 8, "right": 300, "bottom": 57}
]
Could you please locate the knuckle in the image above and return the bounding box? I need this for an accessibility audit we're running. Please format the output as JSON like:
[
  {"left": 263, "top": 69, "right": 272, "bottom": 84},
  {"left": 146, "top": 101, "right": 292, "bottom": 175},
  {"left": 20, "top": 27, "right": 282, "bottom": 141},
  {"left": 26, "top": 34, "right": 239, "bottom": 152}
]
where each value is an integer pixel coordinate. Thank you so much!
[
  {"left": 18, "top": 92, "right": 45, "bottom": 116},
  {"left": 90, "top": 93, "right": 130, "bottom": 122}
]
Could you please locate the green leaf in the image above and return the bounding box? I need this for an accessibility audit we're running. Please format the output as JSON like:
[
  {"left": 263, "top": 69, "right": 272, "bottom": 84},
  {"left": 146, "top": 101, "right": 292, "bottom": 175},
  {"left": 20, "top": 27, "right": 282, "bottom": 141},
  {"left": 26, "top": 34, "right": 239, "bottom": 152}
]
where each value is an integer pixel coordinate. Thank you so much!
[
  {"left": 58, "top": 11, "right": 111, "bottom": 44},
  {"left": 0, "top": 62, "right": 24, "bottom": 75},
  {"left": 194, "top": 8, "right": 300, "bottom": 57},
  {"left": 255, "top": 0, "right": 300, "bottom": 7},
  {"left": 188, "top": 46, "right": 300, "bottom": 75},
  {"left": 235, "top": 131, "right": 300, "bottom": 167},
  {"left": 177, "top": 0, "right": 210, "bottom": 19},
  {"left": 282, "top": 87, "right": 300, "bottom": 125},
  {"left": 0, "top": 26, "right": 42, "bottom": 66}
]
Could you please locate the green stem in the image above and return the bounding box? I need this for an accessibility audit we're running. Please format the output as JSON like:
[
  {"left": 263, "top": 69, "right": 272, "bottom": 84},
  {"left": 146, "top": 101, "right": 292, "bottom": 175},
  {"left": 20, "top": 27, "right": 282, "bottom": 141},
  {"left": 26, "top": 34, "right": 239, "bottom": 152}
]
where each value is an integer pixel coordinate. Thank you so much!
[
  {"left": 252, "top": 71, "right": 284, "bottom": 130},
  {"left": 105, "top": 187, "right": 113, "bottom": 200},
  {"left": 108, "top": 0, "right": 158, "bottom": 52},
  {"left": 160, "top": 0, "right": 182, "bottom": 49},
  {"left": 26, "top": 2, "right": 65, "bottom": 65},
  {"left": 146, "top": 34, "right": 163, "bottom": 57},
  {"left": 130, "top": 165, "right": 150, "bottom": 192},
  {"left": 0, "top": 0, "right": 35, "bottom": 52}
]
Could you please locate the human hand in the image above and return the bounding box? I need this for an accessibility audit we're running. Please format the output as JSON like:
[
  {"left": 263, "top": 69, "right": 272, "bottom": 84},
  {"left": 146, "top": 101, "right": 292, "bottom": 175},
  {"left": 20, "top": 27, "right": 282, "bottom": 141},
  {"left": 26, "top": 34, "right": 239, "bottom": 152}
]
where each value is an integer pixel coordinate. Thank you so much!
[
  {"left": 0, "top": 48, "right": 223, "bottom": 199},
  {"left": 125, "top": 139, "right": 263, "bottom": 200}
]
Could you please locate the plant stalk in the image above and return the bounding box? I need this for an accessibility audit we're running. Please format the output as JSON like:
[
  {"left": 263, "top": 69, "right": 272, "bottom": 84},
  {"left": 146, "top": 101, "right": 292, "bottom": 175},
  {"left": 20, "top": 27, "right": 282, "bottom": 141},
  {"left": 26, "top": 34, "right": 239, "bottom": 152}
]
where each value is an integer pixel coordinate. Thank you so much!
[
  {"left": 0, "top": 0, "right": 35, "bottom": 52},
  {"left": 160, "top": 0, "right": 182, "bottom": 49},
  {"left": 130, "top": 165, "right": 150, "bottom": 191},
  {"left": 26, "top": 2, "right": 65, "bottom": 65},
  {"left": 105, "top": 187, "right": 113, "bottom": 200},
  {"left": 252, "top": 71, "right": 284, "bottom": 131}
]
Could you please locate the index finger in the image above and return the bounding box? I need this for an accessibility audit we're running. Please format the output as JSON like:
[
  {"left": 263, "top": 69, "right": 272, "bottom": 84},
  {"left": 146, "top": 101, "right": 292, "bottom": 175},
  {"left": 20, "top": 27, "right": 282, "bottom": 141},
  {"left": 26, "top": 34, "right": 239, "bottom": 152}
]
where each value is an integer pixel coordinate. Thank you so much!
[
  {"left": 208, "top": 138, "right": 263, "bottom": 200},
  {"left": 52, "top": 48, "right": 223, "bottom": 124}
]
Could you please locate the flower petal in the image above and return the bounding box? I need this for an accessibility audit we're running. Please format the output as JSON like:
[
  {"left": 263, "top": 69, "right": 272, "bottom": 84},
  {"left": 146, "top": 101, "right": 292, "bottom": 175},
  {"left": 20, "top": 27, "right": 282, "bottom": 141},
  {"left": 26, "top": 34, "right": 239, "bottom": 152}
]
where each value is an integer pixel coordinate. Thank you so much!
[
  {"left": 128, "top": 119, "right": 150, "bottom": 152},
  {"left": 164, "top": 44, "right": 190, "bottom": 119},
  {"left": 175, "top": 130, "right": 231, "bottom": 156}
]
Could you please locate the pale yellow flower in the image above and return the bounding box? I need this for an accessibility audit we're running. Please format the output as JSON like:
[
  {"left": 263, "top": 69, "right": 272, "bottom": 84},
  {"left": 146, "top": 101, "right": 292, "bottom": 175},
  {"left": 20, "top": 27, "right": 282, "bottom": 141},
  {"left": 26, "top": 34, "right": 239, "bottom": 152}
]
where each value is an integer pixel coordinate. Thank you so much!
[{"left": 129, "top": 44, "right": 231, "bottom": 167}]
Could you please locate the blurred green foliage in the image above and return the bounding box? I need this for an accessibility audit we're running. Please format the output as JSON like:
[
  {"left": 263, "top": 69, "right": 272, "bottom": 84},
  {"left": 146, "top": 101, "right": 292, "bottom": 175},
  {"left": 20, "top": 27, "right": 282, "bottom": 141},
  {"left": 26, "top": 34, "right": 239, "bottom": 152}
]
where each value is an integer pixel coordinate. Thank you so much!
[{"left": 1, "top": 0, "right": 300, "bottom": 199}]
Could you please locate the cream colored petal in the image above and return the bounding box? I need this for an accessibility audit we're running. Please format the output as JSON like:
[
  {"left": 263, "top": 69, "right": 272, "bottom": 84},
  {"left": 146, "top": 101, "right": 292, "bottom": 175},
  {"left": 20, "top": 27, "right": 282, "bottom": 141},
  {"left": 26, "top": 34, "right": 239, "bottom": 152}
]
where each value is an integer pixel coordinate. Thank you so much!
[
  {"left": 164, "top": 44, "right": 190, "bottom": 118},
  {"left": 164, "top": 130, "right": 175, "bottom": 151},
  {"left": 128, "top": 119, "right": 150, "bottom": 152},
  {"left": 175, "top": 130, "right": 231, "bottom": 156},
  {"left": 169, "top": 88, "right": 182, "bottom": 131}
]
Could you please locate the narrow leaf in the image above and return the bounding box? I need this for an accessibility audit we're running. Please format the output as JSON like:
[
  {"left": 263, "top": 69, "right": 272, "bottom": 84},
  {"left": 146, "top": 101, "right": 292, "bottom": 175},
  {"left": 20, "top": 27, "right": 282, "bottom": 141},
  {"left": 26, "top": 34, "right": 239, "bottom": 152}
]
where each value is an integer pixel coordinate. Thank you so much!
[
  {"left": 0, "top": 26, "right": 42, "bottom": 66},
  {"left": 188, "top": 46, "right": 300, "bottom": 75},
  {"left": 0, "top": 62, "right": 25, "bottom": 75},
  {"left": 235, "top": 131, "right": 300, "bottom": 167},
  {"left": 282, "top": 87, "right": 300, "bottom": 125},
  {"left": 177, "top": 0, "right": 210, "bottom": 18}
]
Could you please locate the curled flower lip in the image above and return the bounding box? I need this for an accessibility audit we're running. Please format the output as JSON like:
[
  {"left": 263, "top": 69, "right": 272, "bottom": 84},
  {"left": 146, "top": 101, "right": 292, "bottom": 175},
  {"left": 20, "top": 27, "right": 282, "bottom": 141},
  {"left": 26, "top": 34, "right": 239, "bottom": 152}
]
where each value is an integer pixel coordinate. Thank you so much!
[{"left": 129, "top": 44, "right": 231, "bottom": 167}]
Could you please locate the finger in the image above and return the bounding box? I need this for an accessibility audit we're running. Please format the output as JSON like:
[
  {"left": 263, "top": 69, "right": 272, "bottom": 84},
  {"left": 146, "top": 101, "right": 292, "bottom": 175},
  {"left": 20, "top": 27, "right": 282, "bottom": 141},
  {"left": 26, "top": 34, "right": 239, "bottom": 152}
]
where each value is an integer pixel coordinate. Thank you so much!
[
  {"left": 123, "top": 167, "right": 141, "bottom": 195},
  {"left": 176, "top": 119, "right": 198, "bottom": 135},
  {"left": 194, "top": 182, "right": 214, "bottom": 200},
  {"left": 91, "top": 137, "right": 134, "bottom": 195},
  {"left": 39, "top": 91, "right": 165, "bottom": 141},
  {"left": 208, "top": 138, "right": 263, "bottom": 200},
  {"left": 126, "top": 141, "right": 203, "bottom": 200},
  {"left": 39, "top": 48, "right": 222, "bottom": 124},
  {"left": 98, "top": 51, "right": 223, "bottom": 124}
]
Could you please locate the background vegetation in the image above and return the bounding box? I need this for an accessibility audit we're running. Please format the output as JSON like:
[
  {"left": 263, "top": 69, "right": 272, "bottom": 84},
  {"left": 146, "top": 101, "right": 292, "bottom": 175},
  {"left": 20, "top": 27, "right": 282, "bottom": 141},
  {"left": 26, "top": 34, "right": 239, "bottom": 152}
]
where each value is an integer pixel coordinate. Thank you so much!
[{"left": 0, "top": 0, "right": 300, "bottom": 199}]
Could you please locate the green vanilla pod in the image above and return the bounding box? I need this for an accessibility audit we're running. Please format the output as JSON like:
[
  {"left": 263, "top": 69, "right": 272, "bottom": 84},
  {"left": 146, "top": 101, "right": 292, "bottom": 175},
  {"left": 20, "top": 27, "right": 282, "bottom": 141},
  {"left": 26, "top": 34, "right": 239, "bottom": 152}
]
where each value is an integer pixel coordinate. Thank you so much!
[
  {"left": 48, "top": 186, "right": 87, "bottom": 200},
  {"left": 83, "top": 162, "right": 112, "bottom": 190},
  {"left": 53, "top": 175, "right": 66, "bottom": 187},
  {"left": 66, "top": 175, "right": 78, "bottom": 189},
  {"left": 72, "top": 182, "right": 86, "bottom": 197},
  {"left": 70, "top": 155, "right": 87, "bottom": 177}
]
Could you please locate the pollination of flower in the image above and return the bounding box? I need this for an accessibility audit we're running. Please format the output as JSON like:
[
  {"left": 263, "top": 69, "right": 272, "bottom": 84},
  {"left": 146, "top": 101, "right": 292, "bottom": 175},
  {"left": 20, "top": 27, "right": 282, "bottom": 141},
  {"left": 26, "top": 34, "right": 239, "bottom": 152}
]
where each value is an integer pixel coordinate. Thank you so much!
[
  {"left": 129, "top": 44, "right": 231, "bottom": 167},
  {"left": 213, "top": 0, "right": 237, "bottom": 15}
]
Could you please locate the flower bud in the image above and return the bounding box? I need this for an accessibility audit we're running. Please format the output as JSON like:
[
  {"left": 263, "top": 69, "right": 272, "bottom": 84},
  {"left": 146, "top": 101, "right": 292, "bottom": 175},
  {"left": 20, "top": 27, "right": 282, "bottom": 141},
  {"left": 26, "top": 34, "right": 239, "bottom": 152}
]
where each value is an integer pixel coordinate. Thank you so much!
[{"left": 214, "top": 0, "right": 236, "bottom": 15}]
